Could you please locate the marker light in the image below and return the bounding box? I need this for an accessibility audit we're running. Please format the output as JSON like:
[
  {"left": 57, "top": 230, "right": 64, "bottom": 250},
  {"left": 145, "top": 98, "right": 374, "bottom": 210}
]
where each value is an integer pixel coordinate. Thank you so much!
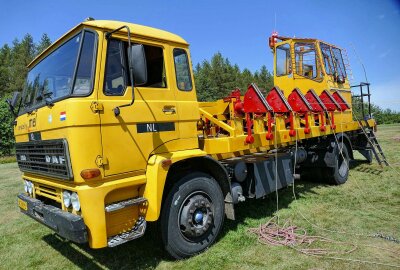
[
  {"left": 80, "top": 168, "right": 101, "bottom": 180},
  {"left": 161, "top": 159, "right": 172, "bottom": 169}
]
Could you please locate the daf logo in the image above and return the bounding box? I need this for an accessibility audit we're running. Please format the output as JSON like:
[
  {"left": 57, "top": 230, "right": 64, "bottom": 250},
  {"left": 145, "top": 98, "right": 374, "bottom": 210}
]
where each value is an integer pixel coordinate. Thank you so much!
[{"left": 45, "top": 155, "right": 66, "bottom": 164}]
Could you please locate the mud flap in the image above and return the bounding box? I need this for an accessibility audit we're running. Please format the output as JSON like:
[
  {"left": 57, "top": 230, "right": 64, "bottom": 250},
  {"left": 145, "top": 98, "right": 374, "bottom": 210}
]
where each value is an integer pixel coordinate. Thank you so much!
[{"left": 253, "top": 154, "right": 294, "bottom": 198}]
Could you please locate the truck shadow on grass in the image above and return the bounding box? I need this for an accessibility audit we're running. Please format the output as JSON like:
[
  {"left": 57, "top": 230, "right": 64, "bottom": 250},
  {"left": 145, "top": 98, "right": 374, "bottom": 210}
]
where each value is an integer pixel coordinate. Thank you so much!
[
  {"left": 42, "top": 224, "right": 166, "bottom": 270},
  {"left": 349, "top": 159, "right": 384, "bottom": 175},
  {"left": 41, "top": 180, "right": 322, "bottom": 269}
]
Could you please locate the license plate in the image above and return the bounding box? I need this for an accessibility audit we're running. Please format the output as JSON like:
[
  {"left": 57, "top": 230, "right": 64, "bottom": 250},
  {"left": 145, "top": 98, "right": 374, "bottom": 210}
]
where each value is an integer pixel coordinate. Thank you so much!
[{"left": 18, "top": 198, "right": 28, "bottom": 211}]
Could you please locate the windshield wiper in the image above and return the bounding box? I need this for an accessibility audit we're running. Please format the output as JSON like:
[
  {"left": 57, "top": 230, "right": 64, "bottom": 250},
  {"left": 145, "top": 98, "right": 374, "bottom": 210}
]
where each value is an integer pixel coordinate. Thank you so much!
[{"left": 36, "top": 90, "right": 54, "bottom": 107}]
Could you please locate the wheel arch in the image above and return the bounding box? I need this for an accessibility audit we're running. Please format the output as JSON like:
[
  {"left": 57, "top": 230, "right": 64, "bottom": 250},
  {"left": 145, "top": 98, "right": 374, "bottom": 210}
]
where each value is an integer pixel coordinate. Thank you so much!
[
  {"left": 164, "top": 156, "right": 235, "bottom": 220},
  {"left": 334, "top": 132, "right": 354, "bottom": 160}
]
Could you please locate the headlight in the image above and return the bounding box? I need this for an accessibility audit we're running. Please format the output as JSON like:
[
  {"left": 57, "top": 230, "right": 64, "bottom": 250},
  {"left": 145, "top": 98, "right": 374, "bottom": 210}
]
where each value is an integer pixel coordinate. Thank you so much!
[
  {"left": 24, "top": 180, "right": 29, "bottom": 193},
  {"left": 70, "top": 192, "right": 80, "bottom": 211},
  {"left": 27, "top": 181, "right": 33, "bottom": 195},
  {"left": 63, "top": 191, "right": 72, "bottom": 208}
]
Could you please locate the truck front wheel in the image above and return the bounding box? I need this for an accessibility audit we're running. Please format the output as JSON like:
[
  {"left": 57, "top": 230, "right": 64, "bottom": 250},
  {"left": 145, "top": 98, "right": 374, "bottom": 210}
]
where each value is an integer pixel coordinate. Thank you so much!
[{"left": 161, "top": 172, "right": 225, "bottom": 259}]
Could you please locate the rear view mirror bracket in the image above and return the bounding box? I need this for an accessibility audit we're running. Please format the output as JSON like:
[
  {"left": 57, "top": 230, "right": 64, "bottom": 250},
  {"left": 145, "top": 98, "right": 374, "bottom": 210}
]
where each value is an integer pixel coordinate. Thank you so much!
[
  {"left": 106, "top": 25, "right": 147, "bottom": 117},
  {"left": 6, "top": 91, "right": 21, "bottom": 118}
]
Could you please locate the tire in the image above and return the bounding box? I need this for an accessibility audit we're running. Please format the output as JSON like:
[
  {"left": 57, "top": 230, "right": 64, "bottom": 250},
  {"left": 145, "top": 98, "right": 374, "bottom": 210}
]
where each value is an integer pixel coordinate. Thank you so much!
[
  {"left": 160, "top": 172, "right": 225, "bottom": 259},
  {"left": 323, "top": 142, "right": 350, "bottom": 185}
]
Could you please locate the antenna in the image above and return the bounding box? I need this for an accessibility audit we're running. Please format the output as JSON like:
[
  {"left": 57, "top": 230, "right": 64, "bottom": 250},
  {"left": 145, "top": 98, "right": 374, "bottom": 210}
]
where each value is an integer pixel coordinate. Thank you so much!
[
  {"left": 274, "top": 12, "right": 277, "bottom": 32},
  {"left": 350, "top": 42, "right": 369, "bottom": 83}
]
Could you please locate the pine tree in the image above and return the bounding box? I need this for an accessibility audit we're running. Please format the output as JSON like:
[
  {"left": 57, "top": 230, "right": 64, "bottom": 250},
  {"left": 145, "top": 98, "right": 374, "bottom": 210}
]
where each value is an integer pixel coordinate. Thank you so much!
[
  {"left": 240, "top": 68, "right": 253, "bottom": 91},
  {"left": 0, "top": 33, "right": 52, "bottom": 155},
  {"left": 194, "top": 52, "right": 275, "bottom": 101},
  {"left": 8, "top": 34, "right": 36, "bottom": 93},
  {"left": 0, "top": 45, "right": 12, "bottom": 97},
  {"left": 36, "top": 33, "right": 52, "bottom": 54},
  {"left": 255, "top": 65, "right": 273, "bottom": 94}
]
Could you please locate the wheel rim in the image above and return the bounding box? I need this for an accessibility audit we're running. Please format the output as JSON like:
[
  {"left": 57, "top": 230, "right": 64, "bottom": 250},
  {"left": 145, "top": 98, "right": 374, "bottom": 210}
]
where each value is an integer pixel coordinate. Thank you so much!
[{"left": 178, "top": 191, "right": 214, "bottom": 241}]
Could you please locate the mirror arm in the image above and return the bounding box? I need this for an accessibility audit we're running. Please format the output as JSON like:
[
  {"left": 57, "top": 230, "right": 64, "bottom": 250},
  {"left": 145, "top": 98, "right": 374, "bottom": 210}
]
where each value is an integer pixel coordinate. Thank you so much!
[
  {"left": 6, "top": 99, "right": 17, "bottom": 118},
  {"left": 6, "top": 91, "right": 22, "bottom": 119},
  {"left": 106, "top": 25, "right": 136, "bottom": 117}
]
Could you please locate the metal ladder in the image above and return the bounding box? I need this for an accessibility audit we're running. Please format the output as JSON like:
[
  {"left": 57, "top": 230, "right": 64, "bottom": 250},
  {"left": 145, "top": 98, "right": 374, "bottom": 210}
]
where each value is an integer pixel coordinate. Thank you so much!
[
  {"left": 352, "top": 82, "right": 388, "bottom": 167},
  {"left": 360, "top": 120, "right": 389, "bottom": 167},
  {"left": 341, "top": 48, "right": 354, "bottom": 83}
]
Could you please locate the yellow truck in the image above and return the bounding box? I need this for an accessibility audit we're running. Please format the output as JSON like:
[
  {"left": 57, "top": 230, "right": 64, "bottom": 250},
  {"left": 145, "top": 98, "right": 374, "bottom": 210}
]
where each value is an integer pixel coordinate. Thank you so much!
[{"left": 9, "top": 19, "right": 384, "bottom": 259}]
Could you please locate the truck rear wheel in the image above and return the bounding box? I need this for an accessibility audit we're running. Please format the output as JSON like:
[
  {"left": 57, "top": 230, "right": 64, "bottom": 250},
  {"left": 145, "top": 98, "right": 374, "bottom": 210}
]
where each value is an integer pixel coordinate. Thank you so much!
[
  {"left": 161, "top": 172, "right": 225, "bottom": 259},
  {"left": 323, "top": 142, "right": 350, "bottom": 185}
]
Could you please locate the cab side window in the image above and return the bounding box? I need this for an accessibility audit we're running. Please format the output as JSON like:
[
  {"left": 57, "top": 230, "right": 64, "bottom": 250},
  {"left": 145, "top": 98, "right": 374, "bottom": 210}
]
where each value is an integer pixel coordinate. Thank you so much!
[
  {"left": 104, "top": 40, "right": 167, "bottom": 95},
  {"left": 173, "top": 48, "right": 192, "bottom": 91},
  {"left": 320, "top": 43, "right": 334, "bottom": 75},
  {"left": 74, "top": 31, "right": 96, "bottom": 95},
  {"left": 294, "top": 43, "right": 320, "bottom": 80},
  {"left": 142, "top": 46, "right": 167, "bottom": 88},
  {"left": 276, "top": 43, "right": 291, "bottom": 76},
  {"left": 104, "top": 40, "right": 127, "bottom": 96}
]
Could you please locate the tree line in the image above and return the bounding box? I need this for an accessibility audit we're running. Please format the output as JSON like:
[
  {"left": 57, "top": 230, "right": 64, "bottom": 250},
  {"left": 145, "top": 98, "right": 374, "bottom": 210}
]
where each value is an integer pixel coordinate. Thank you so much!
[
  {"left": 352, "top": 97, "right": 400, "bottom": 125},
  {"left": 0, "top": 34, "right": 51, "bottom": 155},
  {"left": 0, "top": 35, "right": 399, "bottom": 156},
  {"left": 194, "top": 52, "right": 273, "bottom": 101}
]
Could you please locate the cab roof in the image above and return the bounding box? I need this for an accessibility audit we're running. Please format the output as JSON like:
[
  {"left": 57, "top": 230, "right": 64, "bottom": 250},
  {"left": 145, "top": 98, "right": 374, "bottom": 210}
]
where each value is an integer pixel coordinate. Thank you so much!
[
  {"left": 29, "top": 19, "right": 188, "bottom": 68},
  {"left": 82, "top": 20, "right": 188, "bottom": 45},
  {"left": 276, "top": 35, "right": 341, "bottom": 49}
]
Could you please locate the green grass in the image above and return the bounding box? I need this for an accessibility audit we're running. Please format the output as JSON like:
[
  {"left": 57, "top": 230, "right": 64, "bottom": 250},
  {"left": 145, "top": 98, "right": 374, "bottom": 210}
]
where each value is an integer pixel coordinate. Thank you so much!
[
  {"left": 1, "top": 125, "right": 399, "bottom": 269},
  {"left": 0, "top": 155, "right": 16, "bottom": 164}
]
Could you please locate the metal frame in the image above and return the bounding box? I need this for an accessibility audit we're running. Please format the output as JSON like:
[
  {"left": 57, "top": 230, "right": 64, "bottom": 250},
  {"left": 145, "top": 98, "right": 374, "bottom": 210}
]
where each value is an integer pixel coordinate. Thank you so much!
[{"left": 351, "top": 82, "right": 371, "bottom": 119}]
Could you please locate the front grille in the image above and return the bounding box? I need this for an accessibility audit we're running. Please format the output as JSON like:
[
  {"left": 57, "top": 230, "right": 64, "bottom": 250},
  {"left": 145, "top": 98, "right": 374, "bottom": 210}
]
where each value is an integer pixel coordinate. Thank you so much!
[
  {"left": 35, "top": 184, "right": 62, "bottom": 203},
  {"left": 16, "top": 139, "right": 73, "bottom": 180}
]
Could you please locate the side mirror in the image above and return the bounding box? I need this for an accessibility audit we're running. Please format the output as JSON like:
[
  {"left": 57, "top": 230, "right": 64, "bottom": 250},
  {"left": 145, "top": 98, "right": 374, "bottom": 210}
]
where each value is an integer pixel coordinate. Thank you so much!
[
  {"left": 6, "top": 91, "right": 21, "bottom": 117},
  {"left": 10, "top": 91, "right": 21, "bottom": 108},
  {"left": 128, "top": 44, "right": 147, "bottom": 86}
]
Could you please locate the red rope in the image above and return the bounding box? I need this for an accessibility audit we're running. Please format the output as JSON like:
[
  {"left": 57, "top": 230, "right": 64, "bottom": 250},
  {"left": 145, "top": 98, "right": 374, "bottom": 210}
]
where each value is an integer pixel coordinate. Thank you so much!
[{"left": 248, "top": 217, "right": 357, "bottom": 256}]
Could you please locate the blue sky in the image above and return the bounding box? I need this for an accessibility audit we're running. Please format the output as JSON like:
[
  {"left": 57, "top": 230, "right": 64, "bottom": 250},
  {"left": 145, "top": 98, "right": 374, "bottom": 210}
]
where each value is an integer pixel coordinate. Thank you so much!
[{"left": 1, "top": 0, "right": 399, "bottom": 110}]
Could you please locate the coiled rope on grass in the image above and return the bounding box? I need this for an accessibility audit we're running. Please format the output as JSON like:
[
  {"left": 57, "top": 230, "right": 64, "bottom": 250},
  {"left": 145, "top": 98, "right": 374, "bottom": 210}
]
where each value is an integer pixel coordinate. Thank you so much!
[
  {"left": 248, "top": 216, "right": 357, "bottom": 256},
  {"left": 248, "top": 113, "right": 400, "bottom": 268}
]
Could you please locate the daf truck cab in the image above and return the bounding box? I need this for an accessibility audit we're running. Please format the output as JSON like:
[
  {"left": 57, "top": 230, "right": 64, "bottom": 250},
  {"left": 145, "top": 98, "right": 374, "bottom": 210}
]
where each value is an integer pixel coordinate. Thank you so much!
[{"left": 14, "top": 20, "right": 206, "bottom": 258}]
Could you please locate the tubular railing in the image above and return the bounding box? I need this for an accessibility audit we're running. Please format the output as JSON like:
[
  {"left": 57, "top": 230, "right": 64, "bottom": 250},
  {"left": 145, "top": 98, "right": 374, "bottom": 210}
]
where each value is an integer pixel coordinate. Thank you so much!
[{"left": 351, "top": 82, "right": 371, "bottom": 119}]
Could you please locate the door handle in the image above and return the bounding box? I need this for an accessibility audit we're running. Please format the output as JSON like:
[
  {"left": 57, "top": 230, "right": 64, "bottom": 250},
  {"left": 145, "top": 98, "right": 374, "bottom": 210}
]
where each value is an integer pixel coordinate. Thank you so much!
[{"left": 162, "top": 107, "right": 176, "bottom": 114}]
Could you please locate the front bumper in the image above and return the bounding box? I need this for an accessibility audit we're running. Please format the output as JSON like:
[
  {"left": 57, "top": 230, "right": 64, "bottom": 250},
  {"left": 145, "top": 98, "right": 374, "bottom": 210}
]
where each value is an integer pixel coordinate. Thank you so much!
[{"left": 17, "top": 193, "right": 87, "bottom": 244}]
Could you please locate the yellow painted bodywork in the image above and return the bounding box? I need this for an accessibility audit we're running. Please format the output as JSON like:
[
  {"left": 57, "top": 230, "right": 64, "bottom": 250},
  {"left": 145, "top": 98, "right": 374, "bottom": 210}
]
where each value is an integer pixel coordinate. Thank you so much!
[
  {"left": 197, "top": 36, "right": 362, "bottom": 156},
  {"left": 14, "top": 20, "right": 370, "bottom": 249},
  {"left": 273, "top": 38, "right": 352, "bottom": 125},
  {"left": 16, "top": 21, "right": 201, "bottom": 248}
]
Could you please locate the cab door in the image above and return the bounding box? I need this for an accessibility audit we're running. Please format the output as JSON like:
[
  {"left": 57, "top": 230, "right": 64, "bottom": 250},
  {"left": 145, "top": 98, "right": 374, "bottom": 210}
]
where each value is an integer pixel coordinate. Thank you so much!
[{"left": 98, "top": 38, "right": 179, "bottom": 176}]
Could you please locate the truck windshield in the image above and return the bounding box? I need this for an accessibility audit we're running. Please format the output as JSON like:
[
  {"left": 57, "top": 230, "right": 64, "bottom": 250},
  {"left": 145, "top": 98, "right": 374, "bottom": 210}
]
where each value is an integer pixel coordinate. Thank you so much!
[
  {"left": 294, "top": 42, "right": 321, "bottom": 81},
  {"left": 20, "top": 30, "right": 96, "bottom": 114},
  {"left": 331, "top": 47, "right": 347, "bottom": 79},
  {"left": 320, "top": 42, "right": 347, "bottom": 79}
]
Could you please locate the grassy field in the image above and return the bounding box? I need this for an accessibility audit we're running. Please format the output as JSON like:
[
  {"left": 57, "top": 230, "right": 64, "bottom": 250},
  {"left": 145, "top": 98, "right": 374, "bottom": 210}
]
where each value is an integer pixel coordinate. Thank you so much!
[
  {"left": 0, "top": 155, "right": 16, "bottom": 164},
  {"left": 0, "top": 125, "right": 399, "bottom": 270}
]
